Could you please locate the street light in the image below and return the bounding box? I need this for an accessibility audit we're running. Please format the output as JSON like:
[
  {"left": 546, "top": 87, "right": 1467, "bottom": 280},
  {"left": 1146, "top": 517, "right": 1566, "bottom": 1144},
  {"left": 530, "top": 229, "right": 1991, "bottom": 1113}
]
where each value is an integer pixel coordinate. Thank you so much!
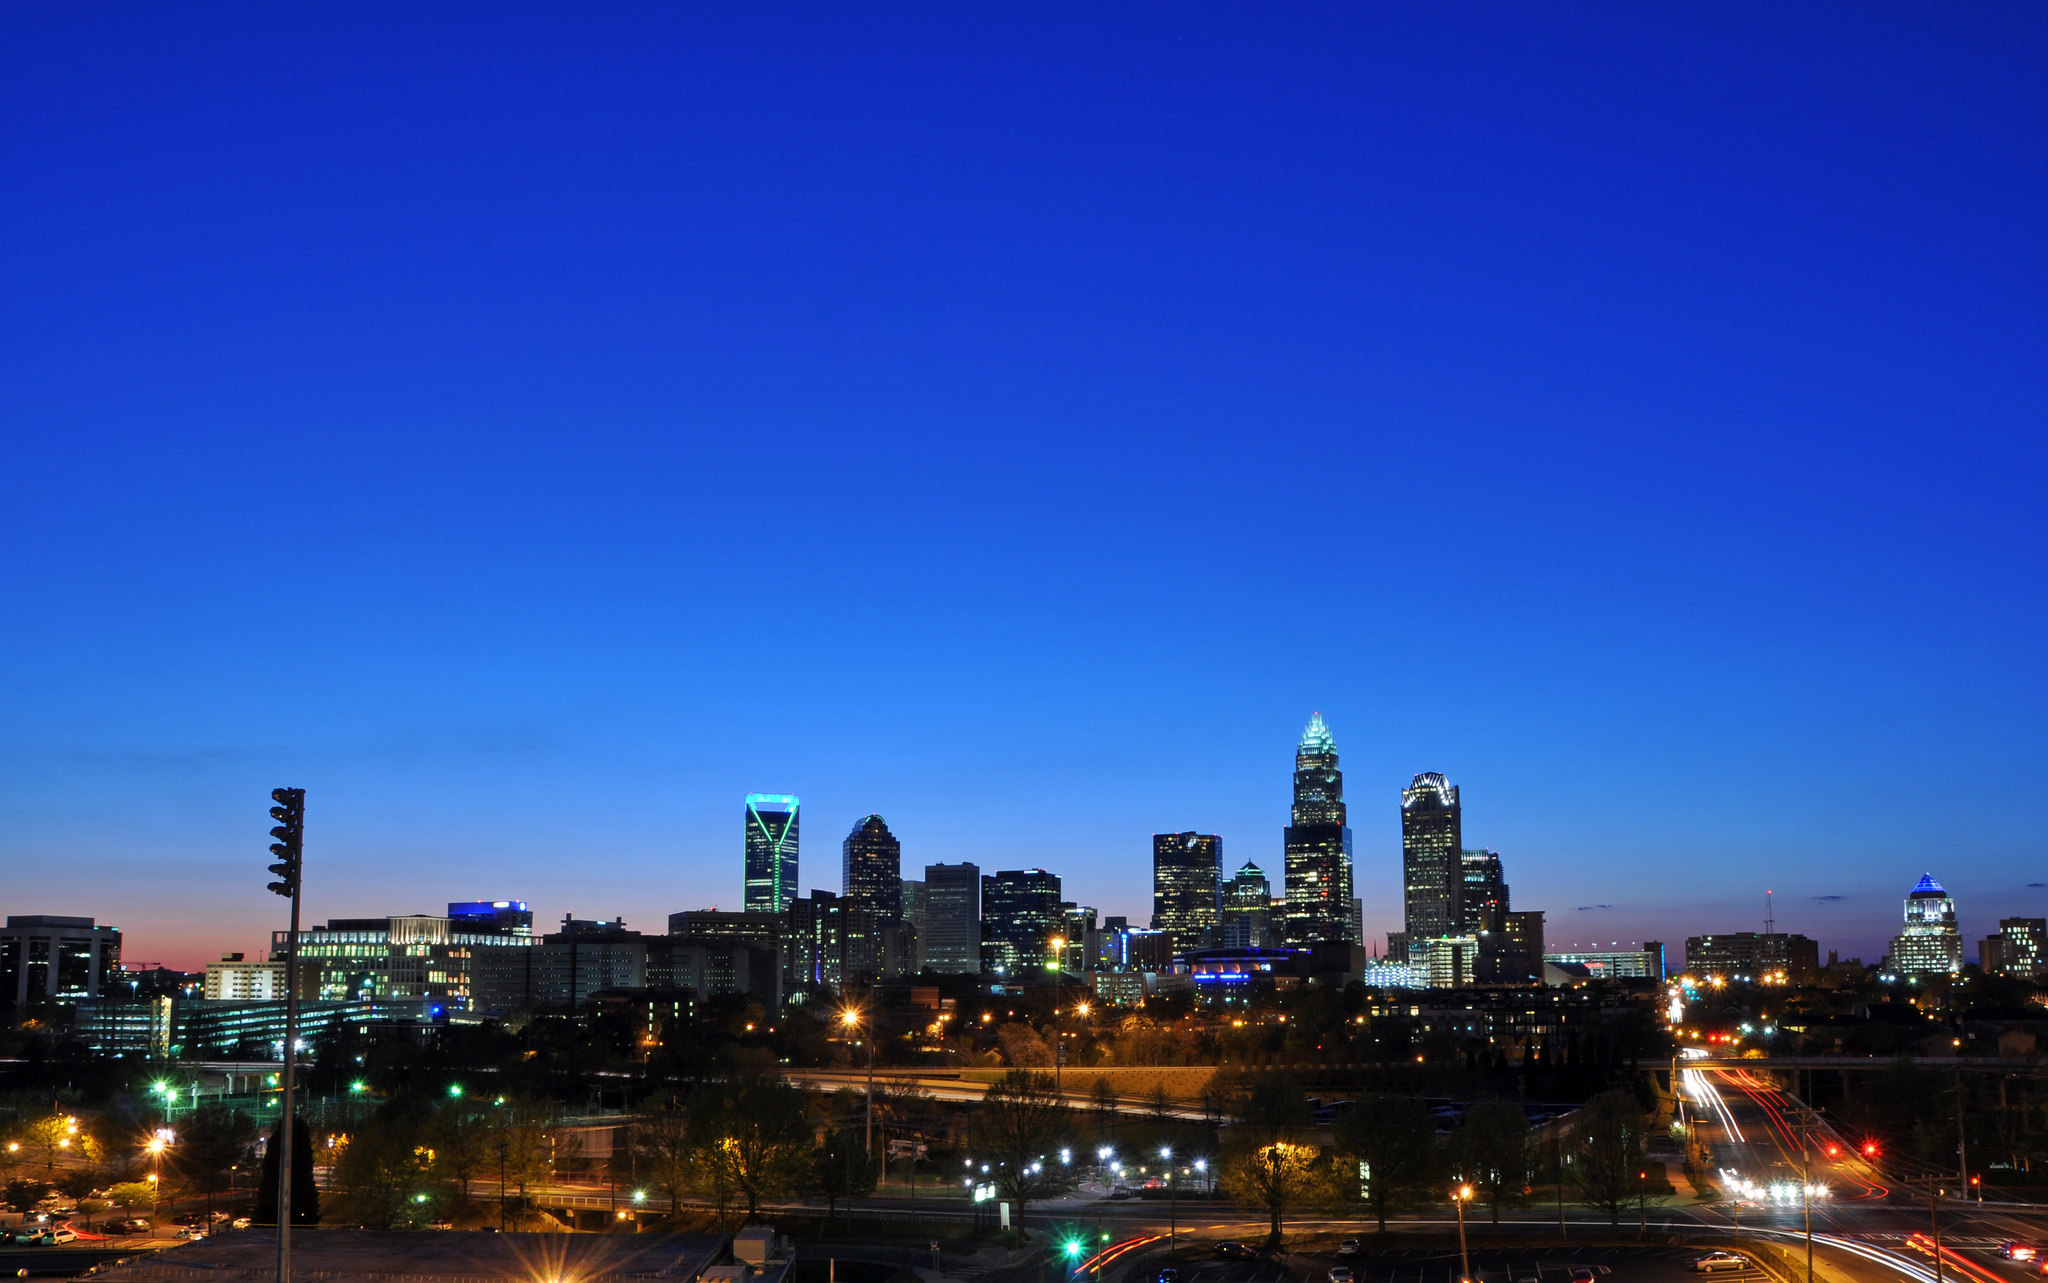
[
  {"left": 1049, "top": 937, "right": 1067, "bottom": 1092},
  {"left": 841, "top": 1007, "right": 876, "bottom": 1154},
  {"left": 1161, "top": 1146, "right": 1176, "bottom": 1258},
  {"left": 1453, "top": 1185, "right": 1474, "bottom": 1283}
]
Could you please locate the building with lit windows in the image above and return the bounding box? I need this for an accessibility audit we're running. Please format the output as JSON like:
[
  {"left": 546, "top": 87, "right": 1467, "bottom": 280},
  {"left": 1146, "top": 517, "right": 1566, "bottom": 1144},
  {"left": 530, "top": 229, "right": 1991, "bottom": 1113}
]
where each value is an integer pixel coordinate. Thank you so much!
[
  {"left": 1981, "top": 918, "right": 2048, "bottom": 979},
  {"left": 0, "top": 915, "right": 121, "bottom": 1010},
  {"left": 1888, "top": 874, "right": 1964, "bottom": 978},
  {"left": 1282, "top": 714, "right": 1356, "bottom": 945},
  {"left": 284, "top": 904, "right": 536, "bottom": 1013},
  {"left": 1221, "top": 862, "right": 1273, "bottom": 948},
  {"left": 1400, "top": 774, "right": 1463, "bottom": 951},
  {"left": 1152, "top": 832, "right": 1221, "bottom": 947},
  {"left": 743, "top": 794, "right": 800, "bottom": 914},
  {"left": 1544, "top": 944, "right": 1665, "bottom": 980},
  {"left": 920, "top": 862, "right": 981, "bottom": 975},
  {"left": 842, "top": 814, "right": 902, "bottom": 924},
  {"left": 204, "top": 954, "right": 288, "bottom": 1000},
  {"left": 1683, "top": 932, "right": 1819, "bottom": 981},
  {"left": 982, "top": 869, "right": 1062, "bottom": 974}
]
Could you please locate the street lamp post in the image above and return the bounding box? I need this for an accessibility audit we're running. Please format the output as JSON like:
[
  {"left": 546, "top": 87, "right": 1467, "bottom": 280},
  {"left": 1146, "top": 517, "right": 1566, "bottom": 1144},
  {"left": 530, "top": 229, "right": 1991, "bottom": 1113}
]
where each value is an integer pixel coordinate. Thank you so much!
[
  {"left": 1161, "top": 1146, "right": 1175, "bottom": 1259},
  {"left": 1050, "top": 938, "right": 1066, "bottom": 1094},
  {"left": 1454, "top": 1185, "right": 1474, "bottom": 1283},
  {"left": 842, "top": 1007, "right": 875, "bottom": 1154}
]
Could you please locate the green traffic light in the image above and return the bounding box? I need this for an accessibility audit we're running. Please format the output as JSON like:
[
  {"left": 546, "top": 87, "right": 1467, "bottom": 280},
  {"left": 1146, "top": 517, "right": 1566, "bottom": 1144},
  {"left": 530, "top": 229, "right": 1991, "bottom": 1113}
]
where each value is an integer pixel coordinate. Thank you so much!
[
  {"left": 1065, "top": 1241, "right": 1082, "bottom": 1258},
  {"left": 350, "top": 1080, "right": 367, "bottom": 1094},
  {"left": 448, "top": 1083, "right": 464, "bottom": 1098}
]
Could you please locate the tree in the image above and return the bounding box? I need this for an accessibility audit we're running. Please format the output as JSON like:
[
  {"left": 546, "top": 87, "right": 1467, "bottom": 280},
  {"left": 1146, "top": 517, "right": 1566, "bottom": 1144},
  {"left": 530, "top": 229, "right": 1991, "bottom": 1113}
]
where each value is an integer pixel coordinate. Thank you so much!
[
  {"left": 1220, "top": 1141, "right": 1324, "bottom": 1246},
  {"left": 1456, "top": 1100, "right": 1531, "bottom": 1226},
  {"left": 808, "top": 1126, "right": 877, "bottom": 1227},
  {"left": 971, "top": 1070, "right": 1076, "bottom": 1220},
  {"left": 630, "top": 1095, "right": 695, "bottom": 1213},
  {"left": 256, "top": 1115, "right": 321, "bottom": 1226},
  {"left": 180, "top": 1106, "right": 258, "bottom": 1212},
  {"left": 4, "top": 1179, "right": 47, "bottom": 1214},
  {"left": 997, "top": 1023, "right": 1054, "bottom": 1068},
  {"left": 19, "top": 1116, "right": 91, "bottom": 1171},
  {"left": 107, "top": 1182, "right": 156, "bottom": 1212},
  {"left": 697, "top": 1077, "right": 813, "bottom": 1223},
  {"left": 1335, "top": 1096, "right": 1439, "bottom": 1232},
  {"left": 1092, "top": 1077, "right": 1119, "bottom": 1138},
  {"left": 327, "top": 1100, "right": 436, "bottom": 1229},
  {"left": 429, "top": 1108, "right": 493, "bottom": 1200},
  {"left": 1568, "top": 1090, "right": 1651, "bottom": 1231},
  {"left": 490, "top": 1097, "right": 562, "bottom": 1226}
]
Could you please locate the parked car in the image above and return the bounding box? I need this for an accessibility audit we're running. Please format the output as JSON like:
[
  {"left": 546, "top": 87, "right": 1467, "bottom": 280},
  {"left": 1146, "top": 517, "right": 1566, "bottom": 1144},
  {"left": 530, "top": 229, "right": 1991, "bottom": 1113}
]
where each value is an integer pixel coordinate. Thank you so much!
[
  {"left": 1329, "top": 1269, "right": 1356, "bottom": 1283},
  {"left": 175, "top": 1227, "right": 208, "bottom": 1241},
  {"left": 42, "top": 1229, "right": 79, "bottom": 1245},
  {"left": 2002, "top": 1245, "right": 2040, "bottom": 1263},
  {"left": 231, "top": 1218, "right": 252, "bottom": 1230},
  {"left": 1214, "top": 1243, "right": 1257, "bottom": 1261},
  {"left": 1157, "top": 1270, "right": 1181, "bottom": 1283},
  {"left": 1693, "top": 1253, "right": 1748, "bottom": 1273},
  {"left": 10, "top": 1229, "right": 42, "bottom": 1244},
  {"left": 1337, "top": 1240, "right": 1362, "bottom": 1257},
  {"left": 1570, "top": 1269, "right": 1599, "bottom": 1283}
]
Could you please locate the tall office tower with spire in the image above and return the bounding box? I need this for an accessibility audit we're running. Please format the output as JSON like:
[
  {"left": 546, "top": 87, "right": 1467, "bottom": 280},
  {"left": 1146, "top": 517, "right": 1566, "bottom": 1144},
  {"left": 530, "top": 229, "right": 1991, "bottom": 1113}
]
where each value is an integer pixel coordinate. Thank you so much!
[
  {"left": 743, "top": 794, "right": 800, "bottom": 915},
  {"left": 841, "top": 814, "right": 903, "bottom": 924},
  {"left": 1151, "top": 832, "right": 1222, "bottom": 946},
  {"left": 1282, "top": 713, "right": 1356, "bottom": 945},
  {"left": 1400, "top": 773, "right": 1463, "bottom": 943}
]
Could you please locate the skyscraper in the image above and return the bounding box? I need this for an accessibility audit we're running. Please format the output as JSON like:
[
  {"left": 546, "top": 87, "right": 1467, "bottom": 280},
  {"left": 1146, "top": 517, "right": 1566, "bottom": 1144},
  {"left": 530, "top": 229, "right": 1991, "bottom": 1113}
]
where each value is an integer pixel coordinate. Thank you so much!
[
  {"left": 921, "top": 862, "right": 981, "bottom": 975},
  {"left": 842, "top": 814, "right": 903, "bottom": 924},
  {"left": 1460, "top": 849, "right": 1507, "bottom": 934},
  {"left": 743, "top": 794, "right": 800, "bottom": 915},
  {"left": 1282, "top": 713, "right": 1356, "bottom": 945},
  {"left": 982, "top": 869, "right": 1063, "bottom": 974},
  {"left": 1400, "top": 773, "right": 1462, "bottom": 943},
  {"left": 1151, "top": 832, "right": 1222, "bottom": 946},
  {"left": 1888, "top": 873, "right": 1963, "bottom": 978},
  {"left": 1221, "top": 862, "right": 1272, "bottom": 949}
]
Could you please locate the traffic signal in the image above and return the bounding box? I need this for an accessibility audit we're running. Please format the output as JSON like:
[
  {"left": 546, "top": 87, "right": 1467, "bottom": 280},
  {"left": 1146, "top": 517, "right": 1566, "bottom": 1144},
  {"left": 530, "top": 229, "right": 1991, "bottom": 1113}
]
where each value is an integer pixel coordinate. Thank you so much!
[{"left": 268, "top": 787, "right": 305, "bottom": 897}]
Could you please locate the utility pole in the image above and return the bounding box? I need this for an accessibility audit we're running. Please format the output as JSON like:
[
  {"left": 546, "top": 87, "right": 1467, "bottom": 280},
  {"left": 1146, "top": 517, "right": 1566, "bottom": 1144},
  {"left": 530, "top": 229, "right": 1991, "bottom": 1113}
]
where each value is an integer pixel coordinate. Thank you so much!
[
  {"left": 266, "top": 788, "right": 305, "bottom": 1283},
  {"left": 1954, "top": 1070, "right": 1968, "bottom": 1197}
]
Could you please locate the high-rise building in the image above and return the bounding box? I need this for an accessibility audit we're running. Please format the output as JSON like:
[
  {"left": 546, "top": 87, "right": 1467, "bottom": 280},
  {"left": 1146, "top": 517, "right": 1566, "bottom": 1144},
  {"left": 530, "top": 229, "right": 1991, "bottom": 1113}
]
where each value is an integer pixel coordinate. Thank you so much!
[
  {"left": 842, "top": 814, "right": 903, "bottom": 924},
  {"left": 1221, "top": 862, "right": 1273, "bottom": 949},
  {"left": 1152, "top": 832, "right": 1222, "bottom": 946},
  {"left": 0, "top": 916, "right": 121, "bottom": 1009},
  {"left": 744, "top": 794, "right": 800, "bottom": 914},
  {"left": 1888, "top": 874, "right": 1964, "bottom": 978},
  {"left": 285, "top": 908, "right": 537, "bottom": 1012},
  {"left": 783, "top": 890, "right": 878, "bottom": 990},
  {"left": 1400, "top": 773, "right": 1463, "bottom": 944},
  {"left": 921, "top": 862, "right": 982, "bottom": 974},
  {"left": 1460, "top": 850, "right": 1508, "bottom": 934},
  {"left": 1982, "top": 918, "right": 2048, "bottom": 978},
  {"left": 982, "top": 869, "right": 1063, "bottom": 974},
  {"left": 534, "top": 916, "right": 646, "bottom": 1007},
  {"left": 1282, "top": 714, "right": 1355, "bottom": 945}
]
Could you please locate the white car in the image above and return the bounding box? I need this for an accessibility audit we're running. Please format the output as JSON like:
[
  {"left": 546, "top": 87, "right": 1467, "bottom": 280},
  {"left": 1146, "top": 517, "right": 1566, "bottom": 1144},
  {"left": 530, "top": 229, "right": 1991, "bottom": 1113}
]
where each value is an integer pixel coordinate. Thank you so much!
[
  {"left": 43, "top": 1229, "right": 79, "bottom": 1245},
  {"left": 1693, "top": 1253, "right": 1747, "bottom": 1273}
]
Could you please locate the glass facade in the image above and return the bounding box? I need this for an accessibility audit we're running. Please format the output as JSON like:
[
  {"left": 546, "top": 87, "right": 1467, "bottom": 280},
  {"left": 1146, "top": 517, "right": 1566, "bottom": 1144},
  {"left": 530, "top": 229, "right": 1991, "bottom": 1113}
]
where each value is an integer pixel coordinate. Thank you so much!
[
  {"left": 1151, "top": 832, "right": 1221, "bottom": 945},
  {"left": 0, "top": 915, "right": 121, "bottom": 1010},
  {"left": 1220, "top": 862, "right": 1272, "bottom": 948},
  {"left": 841, "top": 814, "right": 903, "bottom": 924},
  {"left": 1282, "top": 713, "right": 1355, "bottom": 944},
  {"left": 981, "top": 868, "right": 1063, "bottom": 974},
  {"left": 744, "top": 794, "right": 800, "bottom": 914},
  {"left": 1400, "top": 773, "right": 1463, "bottom": 943},
  {"left": 921, "top": 862, "right": 981, "bottom": 974}
]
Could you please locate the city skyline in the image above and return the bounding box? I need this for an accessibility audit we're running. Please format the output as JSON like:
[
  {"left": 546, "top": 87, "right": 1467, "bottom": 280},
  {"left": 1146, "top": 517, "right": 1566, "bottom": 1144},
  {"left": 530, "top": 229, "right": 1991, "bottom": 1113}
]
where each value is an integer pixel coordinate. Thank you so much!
[{"left": 4, "top": 7, "right": 2043, "bottom": 973}]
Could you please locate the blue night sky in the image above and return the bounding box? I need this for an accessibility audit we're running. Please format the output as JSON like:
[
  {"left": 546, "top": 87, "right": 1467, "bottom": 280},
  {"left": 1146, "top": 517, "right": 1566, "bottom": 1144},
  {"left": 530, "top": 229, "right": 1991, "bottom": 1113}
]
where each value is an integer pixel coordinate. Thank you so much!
[{"left": 3, "top": 5, "right": 2044, "bottom": 970}]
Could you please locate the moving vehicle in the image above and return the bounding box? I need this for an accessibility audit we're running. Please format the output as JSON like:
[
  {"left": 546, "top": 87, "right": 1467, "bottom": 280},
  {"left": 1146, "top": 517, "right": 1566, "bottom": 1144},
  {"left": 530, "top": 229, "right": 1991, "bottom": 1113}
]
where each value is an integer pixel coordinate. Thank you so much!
[
  {"left": 231, "top": 1217, "right": 252, "bottom": 1230},
  {"left": 1157, "top": 1270, "right": 1181, "bottom": 1283},
  {"left": 1570, "top": 1269, "right": 1599, "bottom": 1283},
  {"left": 2002, "top": 1245, "right": 2040, "bottom": 1263},
  {"left": 1338, "top": 1240, "right": 1362, "bottom": 1257},
  {"left": 1214, "top": 1243, "right": 1257, "bottom": 1260},
  {"left": 1330, "top": 1269, "right": 1356, "bottom": 1283},
  {"left": 1693, "top": 1253, "right": 1748, "bottom": 1273}
]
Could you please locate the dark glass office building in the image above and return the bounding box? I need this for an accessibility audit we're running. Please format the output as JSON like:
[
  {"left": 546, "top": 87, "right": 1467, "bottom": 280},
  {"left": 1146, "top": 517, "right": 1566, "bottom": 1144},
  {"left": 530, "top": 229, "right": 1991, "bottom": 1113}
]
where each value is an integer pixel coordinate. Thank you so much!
[
  {"left": 842, "top": 814, "right": 903, "bottom": 924},
  {"left": 1460, "top": 849, "right": 1507, "bottom": 934},
  {"left": 921, "top": 862, "right": 982, "bottom": 975},
  {"left": 1151, "top": 832, "right": 1221, "bottom": 946},
  {"left": 1221, "top": 862, "right": 1273, "bottom": 949},
  {"left": 1282, "top": 713, "right": 1356, "bottom": 945},
  {"left": 1400, "top": 773, "right": 1462, "bottom": 942},
  {"left": 982, "top": 868, "right": 1063, "bottom": 974},
  {"left": 743, "top": 794, "right": 800, "bottom": 915}
]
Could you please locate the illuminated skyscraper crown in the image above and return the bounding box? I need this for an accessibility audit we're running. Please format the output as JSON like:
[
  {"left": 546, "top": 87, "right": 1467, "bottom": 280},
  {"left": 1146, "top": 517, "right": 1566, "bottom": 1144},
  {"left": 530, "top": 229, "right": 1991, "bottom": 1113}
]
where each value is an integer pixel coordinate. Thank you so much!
[{"left": 1298, "top": 712, "right": 1336, "bottom": 757}]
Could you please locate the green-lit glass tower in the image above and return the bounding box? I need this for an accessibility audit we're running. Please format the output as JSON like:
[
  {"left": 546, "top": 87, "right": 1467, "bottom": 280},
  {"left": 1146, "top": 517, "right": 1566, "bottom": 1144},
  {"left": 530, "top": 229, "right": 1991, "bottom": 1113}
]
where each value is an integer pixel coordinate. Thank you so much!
[
  {"left": 1282, "top": 713, "right": 1356, "bottom": 945},
  {"left": 743, "top": 794, "right": 799, "bottom": 914}
]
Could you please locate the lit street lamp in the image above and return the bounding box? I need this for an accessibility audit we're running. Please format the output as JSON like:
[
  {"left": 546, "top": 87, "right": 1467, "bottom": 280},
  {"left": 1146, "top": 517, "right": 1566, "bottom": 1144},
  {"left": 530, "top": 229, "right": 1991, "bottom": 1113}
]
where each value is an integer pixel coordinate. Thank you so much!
[
  {"left": 1161, "top": 1146, "right": 1176, "bottom": 1258},
  {"left": 1453, "top": 1184, "right": 1474, "bottom": 1283},
  {"left": 841, "top": 1006, "right": 876, "bottom": 1154}
]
